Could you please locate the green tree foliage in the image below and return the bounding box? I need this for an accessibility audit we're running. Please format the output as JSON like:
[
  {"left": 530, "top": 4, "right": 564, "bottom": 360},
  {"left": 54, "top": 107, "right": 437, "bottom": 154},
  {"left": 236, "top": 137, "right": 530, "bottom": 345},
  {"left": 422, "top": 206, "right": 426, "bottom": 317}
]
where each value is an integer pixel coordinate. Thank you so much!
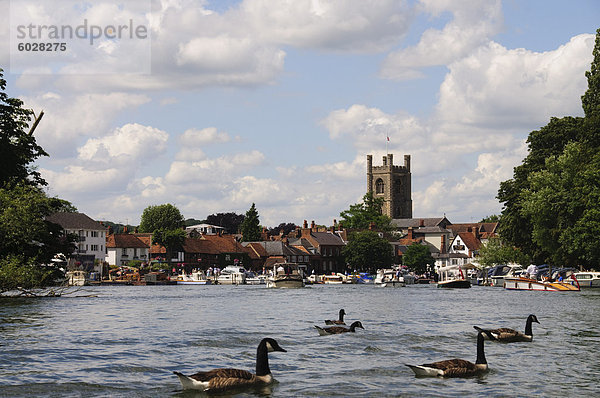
[
  {"left": 152, "top": 228, "right": 186, "bottom": 267},
  {"left": 520, "top": 142, "right": 600, "bottom": 268},
  {"left": 268, "top": 222, "right": 297, "bottom": 237},
  {"left": 498, "top": 28, "right": 600, "bottom": 267},
  {"left": 0, "top": 71, "right": 76, "bottom": 293},
  {"left": 205, "top": 212, "right": 245, "bottom": 234},
  {"left": 240, "top": 203, "right": 261, "bottom": 242},
  {"left": 339, "top": 192, "right": 392, "bottom": 230},
  {"left": 342, "top": 230, "right": 393, "bottom": 273},
  {"left": 139, "top": 203, "right": 184, "bottom": 233},
  {"left": 402, "top": 243, "right": 434, "bottom": 275},
  {"left": 477, "top": 237, "right": 529, "bottom": 267},
  {"left": 479, "top": 215, "right": 500, "bottom": 223},
  {"left": 0, "top": 184, "right": 77, "bottom": 293},
  {"left": 0, "top": 68, "right": 48, "bottom": 188}
]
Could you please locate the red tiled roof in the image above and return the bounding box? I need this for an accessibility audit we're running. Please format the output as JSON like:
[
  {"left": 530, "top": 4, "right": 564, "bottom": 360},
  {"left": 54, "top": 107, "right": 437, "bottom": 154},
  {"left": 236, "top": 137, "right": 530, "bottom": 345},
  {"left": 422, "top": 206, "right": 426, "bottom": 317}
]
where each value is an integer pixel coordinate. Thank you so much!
[
  {"left": 106, "top": 234, "right": 148, "bottom": 248},
  {"left": 456, "top": 232, "right": 481, "bottom": 251}
]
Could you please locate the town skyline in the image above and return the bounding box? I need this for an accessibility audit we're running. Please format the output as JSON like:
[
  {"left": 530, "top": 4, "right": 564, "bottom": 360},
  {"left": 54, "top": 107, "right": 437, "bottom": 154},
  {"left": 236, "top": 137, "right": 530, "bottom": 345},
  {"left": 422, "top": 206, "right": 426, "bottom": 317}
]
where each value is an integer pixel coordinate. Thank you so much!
[{"left": 2, "top": 0, "right": 599, "bottom": 227}]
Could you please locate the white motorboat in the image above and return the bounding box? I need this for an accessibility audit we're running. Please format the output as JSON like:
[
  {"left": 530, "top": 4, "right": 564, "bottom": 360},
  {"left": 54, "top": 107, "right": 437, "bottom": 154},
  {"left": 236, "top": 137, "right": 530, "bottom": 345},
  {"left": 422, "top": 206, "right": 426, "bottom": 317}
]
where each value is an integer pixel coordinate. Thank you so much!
[
  {"left": 374, "top": 268, "right": 405, "bottom": 287},
  {"left": 322, "top": 274, "right": 344, "bottom": 284},
  {"left": 66, "top": 270, "right": 89, "bottom": 286},
  {"left": 489, "top": 264, "right": 524, "bottom": 287},
  {"left": 436, "top": 265, "right": 471, "bottom": 288},
  {"left": 216, "top": 266, "right": 247, "bottom": 285},
  {"left": 266, "top": 263, "right": 305, "bottom": 288},
  {"left": 245, "top": 271, "right": 267, "bottom": 285},
  {"left": 504, "top": 276, "right": 580, "bottom": 291},
  {"left": 176, "top": 270, "right": 212, "bottom": 285},
  {"left": 569, "top": 271, "right": 600, "bottom": 288}
]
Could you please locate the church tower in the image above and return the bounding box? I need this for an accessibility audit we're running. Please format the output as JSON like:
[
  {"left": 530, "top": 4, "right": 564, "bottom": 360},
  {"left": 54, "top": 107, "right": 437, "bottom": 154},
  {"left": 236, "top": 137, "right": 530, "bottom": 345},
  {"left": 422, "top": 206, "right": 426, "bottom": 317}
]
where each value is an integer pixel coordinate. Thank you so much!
[{"left": 366, "top": 153, "right": 412, "bottom": 219}]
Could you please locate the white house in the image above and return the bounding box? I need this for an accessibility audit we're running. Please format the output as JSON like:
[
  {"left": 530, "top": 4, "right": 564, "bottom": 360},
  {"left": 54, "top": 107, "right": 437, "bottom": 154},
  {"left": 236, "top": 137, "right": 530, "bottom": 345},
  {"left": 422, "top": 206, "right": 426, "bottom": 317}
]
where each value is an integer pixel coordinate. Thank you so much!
[
  {"left": 106, "top": 234, "right": 150, "bottom": 266},
  {"left": 46, "top": 212, "right": 108, "bottom": 272},
  {"left": 185, "top": 223, "right": 225, "bottom": 235}
]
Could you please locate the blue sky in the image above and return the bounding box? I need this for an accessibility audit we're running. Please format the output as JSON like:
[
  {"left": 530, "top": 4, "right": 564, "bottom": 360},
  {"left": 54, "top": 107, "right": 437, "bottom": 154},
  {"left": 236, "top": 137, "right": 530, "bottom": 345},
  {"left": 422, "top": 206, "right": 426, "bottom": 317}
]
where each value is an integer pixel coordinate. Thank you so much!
[{"left": 2, "top": 0, "right": 599, "bottom": 227}]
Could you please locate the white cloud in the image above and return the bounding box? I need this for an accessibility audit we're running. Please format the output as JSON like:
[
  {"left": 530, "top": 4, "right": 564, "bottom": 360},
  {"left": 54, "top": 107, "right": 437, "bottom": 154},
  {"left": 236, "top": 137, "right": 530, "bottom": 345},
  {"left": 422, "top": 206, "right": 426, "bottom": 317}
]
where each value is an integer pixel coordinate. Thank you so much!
[
  {"left": 380, "top": 0, "right": 503, "bottom": 80},
  {"left": 78, "top": 123, "right": 169, "bottom": 165},
  {"left": 21, "top": 92, "right": 151, "bottom": 158},
  {"left": 435, "top": 34, "right": 594, "bottom": 131}
]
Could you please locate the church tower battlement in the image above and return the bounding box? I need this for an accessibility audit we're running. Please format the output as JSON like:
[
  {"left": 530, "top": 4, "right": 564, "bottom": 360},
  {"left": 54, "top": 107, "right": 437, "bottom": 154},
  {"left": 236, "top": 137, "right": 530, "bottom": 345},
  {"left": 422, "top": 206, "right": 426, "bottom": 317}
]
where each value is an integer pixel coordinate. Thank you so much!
[{"left": 367, "top": 153, "right": 412, "bottom": 219}]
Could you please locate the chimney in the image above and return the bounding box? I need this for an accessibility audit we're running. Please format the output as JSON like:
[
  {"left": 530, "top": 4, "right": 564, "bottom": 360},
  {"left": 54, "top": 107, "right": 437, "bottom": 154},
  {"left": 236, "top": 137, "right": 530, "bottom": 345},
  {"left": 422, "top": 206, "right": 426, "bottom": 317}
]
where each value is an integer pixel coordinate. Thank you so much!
[
  {"left": 473, "top": 226, "right": 479, "bottom": 240},
  {"left": 303, "top": 220, "right": 308, "bottom": 228},
  {"left": 441, "top": 234, "right": 446, "bottom": 254},
  {"left": 407, "top": 227, "right": 413, "bottom": 240},
  {"left": 310, "top": 220, "right": 316, "bottom": 230},
  {"left": 419, "top": 219, "right": 424, "bottom": 227}
]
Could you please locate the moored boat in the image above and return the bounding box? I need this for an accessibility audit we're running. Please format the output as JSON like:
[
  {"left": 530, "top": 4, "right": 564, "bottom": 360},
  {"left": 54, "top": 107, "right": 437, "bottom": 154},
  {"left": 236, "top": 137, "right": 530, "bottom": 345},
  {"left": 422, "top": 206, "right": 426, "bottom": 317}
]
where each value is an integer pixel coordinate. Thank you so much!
[
  {"left": 374, "top": 268, "right": 406, "bottom": 287},
  {"left": 266, "top": 263, "right": 305, "bottom": 288},
  {"left": 176, "top": 270, "right": 212, "bottom": 285},
  {"left": 504, "top": 276, "right": 580, "bottom": 291},
  {"left": 66, "top": 270, "right": 89, "bottom": 286},
  {"left": 569, "top": 271, "right": 600, "bottom": 288},
  {"left": 322, "top": 274, "right": 344, "bottom": 284},
  {"left": 216, "top": 265, "right": 247, "bottom": 285},
  {"left": 436, "top": 265, "right": 471, "bottom": 288}
]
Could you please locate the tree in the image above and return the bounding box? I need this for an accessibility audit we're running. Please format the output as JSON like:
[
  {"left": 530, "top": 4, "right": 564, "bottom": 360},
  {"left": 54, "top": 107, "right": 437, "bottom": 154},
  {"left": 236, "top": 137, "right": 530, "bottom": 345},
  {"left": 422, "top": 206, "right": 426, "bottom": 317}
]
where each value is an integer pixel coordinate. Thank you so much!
[
  {"left": 342, "top": 230, "right": 393, "bottom": 273},
  {"left": 0, "top": 184, "right": 77, "bottom": 294},
  {"left": 477, "top": 237, "right": 529, "bottom": 267},
  {"left": 240, "top": 203, "right": 261, "bottom": 242},
  {"left": 520, "top": 142, "right": 600, "bottom": 268},
  {"left": 139, "top": 203, "right": 184, "bottom": 233},
  {"left": 205, "top": 212, "right": 245, "bottom": 234},
  {"left": 402, "top": 243, "right": 434, "bottom": 275},
  {"left": 0, "top": 68, "right": 48, "bottom": 188},
  {"left": 479, "top": 215, "right": 499, "bottom": 223},
  {"left": 152, "top": 228, "right": 186, "bottom": 269},
  {"left": 498, "top": 28, "right": 600, "bottom": 266},
  {"left": 0, "top": 70, "right": 76, "bottom": 294},
  {"left": 339, "top": 192, "right": 393, "bottom": 230},
  {"left": 268, "top": 222, "right": 297, "bottom": 237}
]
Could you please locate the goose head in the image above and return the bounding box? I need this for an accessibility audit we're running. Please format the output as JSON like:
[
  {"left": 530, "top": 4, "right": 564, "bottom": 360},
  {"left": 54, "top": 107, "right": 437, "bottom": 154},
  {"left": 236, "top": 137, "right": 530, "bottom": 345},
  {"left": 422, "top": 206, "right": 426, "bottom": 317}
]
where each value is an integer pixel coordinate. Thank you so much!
[
  {"left": 349, "top": 321, "right": 364, "bottom": 331},
  {"left": 263, "top": 338, "right": 287, "bottom": 353},
  {"left": 528, "top": 314, "right": 540, "bottom": 324}
]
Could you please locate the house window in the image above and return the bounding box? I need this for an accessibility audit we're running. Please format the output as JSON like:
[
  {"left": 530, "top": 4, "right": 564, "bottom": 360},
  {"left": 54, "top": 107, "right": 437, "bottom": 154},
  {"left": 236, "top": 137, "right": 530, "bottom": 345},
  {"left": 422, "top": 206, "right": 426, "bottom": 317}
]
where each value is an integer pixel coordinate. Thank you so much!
[
  {"left": 375, "top": 178, "right": 384, "bottom": 194},
  {"left": 91, "top": 231, "right": 98, "bottom": 237},
  {"left": 122, "top": 248, "right": 127, "bottom": 255},
  {"left": 91, "top": 245, "right": 98, "bottom": 251}
]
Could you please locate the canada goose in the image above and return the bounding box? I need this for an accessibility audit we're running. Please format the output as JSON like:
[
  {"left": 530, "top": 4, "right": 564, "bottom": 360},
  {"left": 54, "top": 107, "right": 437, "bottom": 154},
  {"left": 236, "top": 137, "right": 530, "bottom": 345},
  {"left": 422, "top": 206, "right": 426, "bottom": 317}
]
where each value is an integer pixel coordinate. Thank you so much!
[
  {"left": 315, "top": 321, "right": 364, "bottom": 336},
  {"left": 325, "top": 309, "right": 346, "bottom": 325},
  {"left": 406, "top": 331, "right": 495, "bottom": 377},
  {"left": 474, "top": 314, "right": 540, "bottom": 342},
  {"left": 173, "top": 338, "right": 286, "bottom": 391}
]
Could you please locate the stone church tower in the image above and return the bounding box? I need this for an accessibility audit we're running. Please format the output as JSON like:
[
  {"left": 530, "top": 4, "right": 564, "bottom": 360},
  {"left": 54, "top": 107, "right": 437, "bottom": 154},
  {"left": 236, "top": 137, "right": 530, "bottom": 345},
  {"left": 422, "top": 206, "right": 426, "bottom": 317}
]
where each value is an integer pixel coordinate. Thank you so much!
[{"left": 367, "top": 153, "right": 412, "bottom": 219}]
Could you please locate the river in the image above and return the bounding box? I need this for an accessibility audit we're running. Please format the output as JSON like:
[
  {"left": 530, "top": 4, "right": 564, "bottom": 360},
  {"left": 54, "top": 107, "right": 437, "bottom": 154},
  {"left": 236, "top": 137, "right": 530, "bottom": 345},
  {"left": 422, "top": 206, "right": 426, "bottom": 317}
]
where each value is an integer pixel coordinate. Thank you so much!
[{"left": 1, "top": 284, "right": 598, "bottom": 397}]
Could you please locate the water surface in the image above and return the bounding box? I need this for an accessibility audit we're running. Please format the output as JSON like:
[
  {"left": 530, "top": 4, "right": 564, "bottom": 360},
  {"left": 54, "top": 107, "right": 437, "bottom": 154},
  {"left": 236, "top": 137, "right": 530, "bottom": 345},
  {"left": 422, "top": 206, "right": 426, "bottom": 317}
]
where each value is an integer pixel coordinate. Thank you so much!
[{"left": 1, "top": 284, "right": 598, "bottom": 397}]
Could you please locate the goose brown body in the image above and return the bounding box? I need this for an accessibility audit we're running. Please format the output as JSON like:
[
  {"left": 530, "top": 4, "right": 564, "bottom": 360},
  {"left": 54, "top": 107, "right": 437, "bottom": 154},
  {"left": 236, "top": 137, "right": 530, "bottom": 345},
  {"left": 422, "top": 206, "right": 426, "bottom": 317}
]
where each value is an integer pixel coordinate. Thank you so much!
[
  {"left": 406, "top": 331, "right": 494, "bottom": 377},
  {"left": 474, "top": 314, "right": 539, "bottom": 343},
  {"left": 315, "top": 321, "right": 364, "bottom": 335},
  {"left": 174, "top": 338, "right": 286, "bottom": 391},
  {"left": 325, "top": 309, "right": 346, "bottom": 325}
]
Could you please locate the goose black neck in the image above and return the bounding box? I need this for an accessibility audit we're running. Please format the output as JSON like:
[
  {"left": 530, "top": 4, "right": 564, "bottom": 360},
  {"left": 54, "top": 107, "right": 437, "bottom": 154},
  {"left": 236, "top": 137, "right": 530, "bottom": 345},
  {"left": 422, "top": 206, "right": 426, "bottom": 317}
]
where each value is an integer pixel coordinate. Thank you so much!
[
  {"left": 475, "top": 333, "right": 487, "bottom": 365},
  {"left": 255, "top": 341, "right": 270, "bottom": 376},
  {"left": 339, "top": 310, "right": 345, "bottom": 322},
  {"left": 525, "top": 316, "right": 534, "bottom": 336}
]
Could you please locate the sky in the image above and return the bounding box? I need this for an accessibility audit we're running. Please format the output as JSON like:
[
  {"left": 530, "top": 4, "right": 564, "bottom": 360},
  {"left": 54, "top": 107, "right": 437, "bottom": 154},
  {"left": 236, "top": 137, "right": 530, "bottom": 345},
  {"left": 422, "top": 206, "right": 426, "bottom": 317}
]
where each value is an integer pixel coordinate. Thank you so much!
[{"left": 1, "top": 0, "right": 599, "bottom": 227}]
